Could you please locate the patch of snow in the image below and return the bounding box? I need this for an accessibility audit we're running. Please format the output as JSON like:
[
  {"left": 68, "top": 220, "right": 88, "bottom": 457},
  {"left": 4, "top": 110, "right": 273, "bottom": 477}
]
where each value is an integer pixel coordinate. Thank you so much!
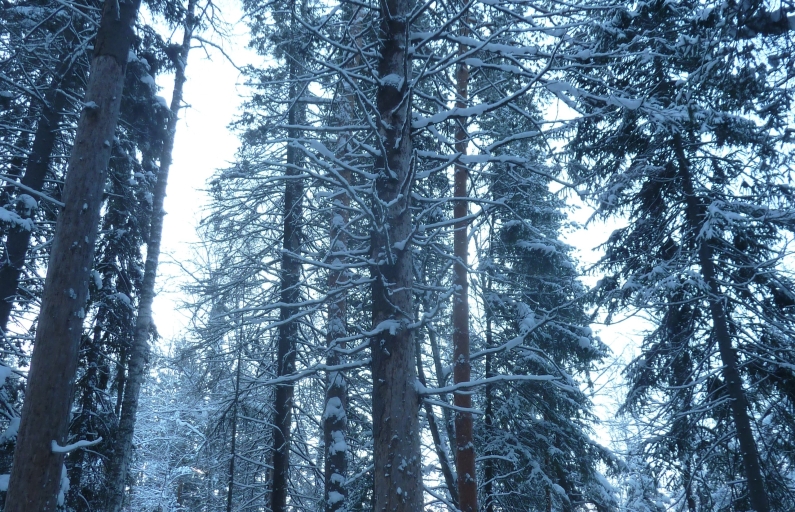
[
  {"left": 139, "top": 73, "right": 156, "bottom": 93},
  {"left": 91, "top": 270, "right": 103, "bottom": 290},
  {"left": 0, "top": 206, "right": 34, "bottom": 231},
  {"left": 57, "top": 464, "right": 69, "bottom": 506},
  {"left": 0, "top": 417, "right": 20, "bottom": 444},
  {"left": 112, "top": 292, "right": 131, "bottom": 307},
  {"left": 16, "top": 194, "right": 37, "bottom": 215},
  {"left": 375, "top": 319, "right": 401, "bottom": 335},
  {"left": 328, "top": 430, "right": 347, "bottom": 455},
  {"left": 380, "top": 73, "right": 404, "bottom": 90},
  {"left": 322, "top": 397, "right": 346, "bottom": 422},
  {"left": 608, "top": 95, "right": 642, "bottom": 110},
  {"left": 328, "top": 491, "right": 344, "bottom": 505}
]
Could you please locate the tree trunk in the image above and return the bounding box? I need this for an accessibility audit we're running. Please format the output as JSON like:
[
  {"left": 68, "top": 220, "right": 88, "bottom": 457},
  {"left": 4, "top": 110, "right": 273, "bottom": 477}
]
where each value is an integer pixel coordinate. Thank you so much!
[
  {"left": 4, "top": 0, "right": 142, "bottom": 509},
  {"left": 1, "top": 131, "right": 29, "bottom": 208},
  {"left": 0, "top": 59, "right": 79, "bottom": 334},
  {"left": 451, "top": 35, "right": 477, "bottom": 512},
  {"left": 673, "top": 133, "right": 770, "bottom": 512},
  {"left": 371, "top": 0, "right": 423, "bottom": 507},
  {"left": 271, "top": 13, "right": 304, "bottom": 509},
  {"left": 103, "top": 4, "right": 195, "bottom": 510},
  {"left": 66, "top": 309, "right": 106, "bottom": 508},
  {"left": 323, "top": 80, "right": 353, "bottom": 512}
]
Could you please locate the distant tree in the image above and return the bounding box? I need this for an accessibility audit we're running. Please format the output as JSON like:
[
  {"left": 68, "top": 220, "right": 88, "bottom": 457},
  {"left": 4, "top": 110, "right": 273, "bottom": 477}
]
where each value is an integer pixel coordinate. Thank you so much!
[
  {"left": 476, "top": 156, "right": 616, "bottom": 511},
  {"left": 105, "top": 1, "right": 199, "bottom": 508}
]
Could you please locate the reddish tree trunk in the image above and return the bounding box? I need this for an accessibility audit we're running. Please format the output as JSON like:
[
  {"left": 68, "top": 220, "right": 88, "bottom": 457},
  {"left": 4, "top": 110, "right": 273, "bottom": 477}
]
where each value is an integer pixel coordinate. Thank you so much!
[
  {"left": 324, "top": 77, "right": 354, "bottom": 512},
  {"left": 4, "top": 0, "right": 142, "bottom": 509},
  {"left": 371, "top": 0, "right": 424, "bottom": 507},
  {"left": 452, "top": 38, "right": 478, "bottom": 512}
]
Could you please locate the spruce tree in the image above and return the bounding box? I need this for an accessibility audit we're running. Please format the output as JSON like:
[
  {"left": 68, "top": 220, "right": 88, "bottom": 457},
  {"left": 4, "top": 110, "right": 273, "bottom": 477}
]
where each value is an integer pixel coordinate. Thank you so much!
[{"left": 568, "top": 1, "right": 795, "bottom": 508}]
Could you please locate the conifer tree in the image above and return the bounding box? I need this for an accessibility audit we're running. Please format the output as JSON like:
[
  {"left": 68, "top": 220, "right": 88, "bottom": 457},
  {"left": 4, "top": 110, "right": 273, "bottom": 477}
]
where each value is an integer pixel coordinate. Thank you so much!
[
  {"left": 4, "top": 0, "right": 144, "bottom": 508},
  {"left": 105, "top": 2, "right": 198, "bottom": 508},
  {"left": 568, "top": 1, "right": 795, "bottom": 508}
]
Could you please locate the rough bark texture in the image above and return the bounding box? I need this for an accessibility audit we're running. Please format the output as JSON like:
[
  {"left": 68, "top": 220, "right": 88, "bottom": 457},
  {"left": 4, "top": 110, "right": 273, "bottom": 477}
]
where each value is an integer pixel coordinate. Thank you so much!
[
  {"left": 371, "top": 0, "right": 423, "bottom": 507},
  {"left": 103, "top": 5, "right": 195, "bottom": 509},
  {"left": 271, "top": 35, "right": 304, "bottom": 512},
  {"left": 674, "top": 134, "right": 770, "bottom": 512},
  {"left": 3, "top": 0, "right": 141, "bottom": 509},
  {"left": 0, "top": 62, "right": 77, "bottom": 334},
  {"left": 452, "top": 41, "right": 477, "bottom": 512},
  {"left": 324, "top": 83, "right": 353, "bottom": 512}
]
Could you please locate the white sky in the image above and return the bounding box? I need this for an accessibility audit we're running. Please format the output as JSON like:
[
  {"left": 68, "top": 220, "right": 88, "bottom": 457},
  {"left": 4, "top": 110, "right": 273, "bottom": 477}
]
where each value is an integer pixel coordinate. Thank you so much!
[{"left": 150, "top": 1, "right": 255, "bottom": 341}]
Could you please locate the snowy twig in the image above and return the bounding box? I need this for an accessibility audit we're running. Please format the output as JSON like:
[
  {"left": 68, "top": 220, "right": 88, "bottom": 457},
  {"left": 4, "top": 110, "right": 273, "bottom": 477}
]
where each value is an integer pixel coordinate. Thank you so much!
[
  {"left": 0, "top": 174, "right": 65, "bottom": 207},
  {"left": 51, "top": 437, "right": 102, "bottom": 453}
]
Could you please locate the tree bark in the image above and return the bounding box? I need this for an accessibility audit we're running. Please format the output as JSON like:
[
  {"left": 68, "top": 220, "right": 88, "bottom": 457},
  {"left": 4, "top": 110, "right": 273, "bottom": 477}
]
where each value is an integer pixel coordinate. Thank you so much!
[
  {"left": 103, "top": 4, "right": 195, "bottom": 510},
  {"left": 370, "top": 0, "right": 424, "bottom": 507},
  {"left": 451, "top": 36, "right": 477, "bottom": 512},
  {"left": 673, "top": 133, "right": 770, "bottom": 512},
  {"left": 271, "top": 10, "right": 304, "bottom": 508},
  {"left": 323, "top": 78, "right": 353, "bottom": 512},
  {"left": 4, "top": 0, "right": 142, "bottom": 509}
]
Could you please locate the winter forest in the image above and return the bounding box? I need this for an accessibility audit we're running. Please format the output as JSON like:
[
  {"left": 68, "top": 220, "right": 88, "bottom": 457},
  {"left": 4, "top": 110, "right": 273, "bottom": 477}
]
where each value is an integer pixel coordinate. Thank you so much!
[{"left": 0, "top": 0, "right": 794, "bottom": 510}]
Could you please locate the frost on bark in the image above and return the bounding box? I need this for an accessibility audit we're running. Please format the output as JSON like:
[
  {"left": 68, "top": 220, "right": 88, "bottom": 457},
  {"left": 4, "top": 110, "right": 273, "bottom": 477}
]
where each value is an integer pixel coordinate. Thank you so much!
[
  {"left": 103, "top": 2, "right": 196, "bottom": 510},
  {"left": 370, "top": 0, "right": 424, "bottom": 507},
  {"left": 323, "top": 79, "right": 353, "bottom": 512},
  {"left": 3, "top": 0, "right": 142, "bottom": 509}
]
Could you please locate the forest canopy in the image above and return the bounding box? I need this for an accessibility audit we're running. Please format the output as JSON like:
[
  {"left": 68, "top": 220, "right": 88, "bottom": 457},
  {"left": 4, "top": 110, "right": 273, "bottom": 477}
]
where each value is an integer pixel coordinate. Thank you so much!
[{"left": 0, "top": 0, "right": 793, "bottom": 510}]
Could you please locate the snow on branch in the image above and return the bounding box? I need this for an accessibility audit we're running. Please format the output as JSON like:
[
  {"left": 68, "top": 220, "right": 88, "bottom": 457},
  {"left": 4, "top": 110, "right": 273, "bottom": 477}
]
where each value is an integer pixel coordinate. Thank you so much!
[
  {"left": 51, "top": 437, "right": 102, "bottom": 453},
  {"left": 417, "top": 374, "right": 557, "bottom": 396},
  {"left": 423, "top": 397, "right": 484, "bottom": 415},
  {"left": 0, "top": 174, "right": 65, "bottom": 207}
]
